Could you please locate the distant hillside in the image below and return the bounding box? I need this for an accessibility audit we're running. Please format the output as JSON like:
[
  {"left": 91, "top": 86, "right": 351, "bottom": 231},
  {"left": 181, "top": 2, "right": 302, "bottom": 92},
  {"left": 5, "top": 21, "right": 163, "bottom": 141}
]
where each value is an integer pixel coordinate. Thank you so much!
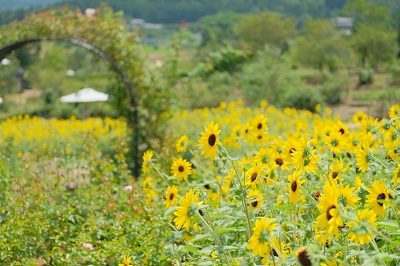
[
  {"left": 0, "top": 0, "right": 398, "bottom": 25},
  {"left": 0, "top": 0, "right": 61, "bottom": 11}
]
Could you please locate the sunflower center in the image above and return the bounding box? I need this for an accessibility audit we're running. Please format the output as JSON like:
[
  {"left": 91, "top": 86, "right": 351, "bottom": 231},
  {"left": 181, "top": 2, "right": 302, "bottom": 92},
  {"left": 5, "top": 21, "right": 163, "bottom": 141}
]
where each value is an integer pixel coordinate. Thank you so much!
[
  {"left": 257, "top": 134, "right": 262, "bottom": 139},
  {"left": 331, "top": 139, "right": 338, "bottom": 147},
  {"left": 178, "top": 166, "right": 184, "bottom": 172},
  {"left": 251, "top": 200, "right": 258, "bottom": 207},
  {"left": 271, "top": 248, "right": 278, "bottom": 257},
  {"left": 251, "top": 172, "right": 258, "bottom": 182},
  {"left": 326, "top": 205, "right": 336, "bottom": 221},
  {"left": 169, "top": 193, "right": 175, "bottom": 200},
  {"left": 257, "top": 123, "right": 262, "bottom": 130},
  {"left": 291, "top": 181, "right": 297, "bottom": 192},
  {"left": 275, "top": 158, "right": 283, "bottom": 166},
  {"left": 332, "top": 172, "right": 339, "bottom": 179},
  {"left": 377, "top": 193, "right": 386, "bottom": 206},
  {"left": 339, "top": 128, "right": 345, "bottom": 134},
  {"left": 289, "top": 148, "right": 296, "bottom": 154},
  {"left": 208, "top": 134, "right": 216, "bottom": 146}
]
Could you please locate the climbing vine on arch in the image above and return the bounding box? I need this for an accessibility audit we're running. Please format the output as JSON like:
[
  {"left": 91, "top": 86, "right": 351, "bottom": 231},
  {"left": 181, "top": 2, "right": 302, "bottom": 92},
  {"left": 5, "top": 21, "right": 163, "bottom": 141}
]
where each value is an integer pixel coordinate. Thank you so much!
[{"left": 0, "top": 6, "right": 174, "bottom": 176}]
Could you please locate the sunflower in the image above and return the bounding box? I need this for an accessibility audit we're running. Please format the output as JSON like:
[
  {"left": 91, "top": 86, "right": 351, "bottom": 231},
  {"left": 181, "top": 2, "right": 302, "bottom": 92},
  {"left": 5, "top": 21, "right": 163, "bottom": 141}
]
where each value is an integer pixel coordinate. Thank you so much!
[
  {"left": 262, "top": 237, "right": 289, "bottom": 265},
  {"left": 245, "top": 164, "right": 265, "bottom": 188},
  {"left": 324, "top": 130, "right": 345, "bottom": 155},
  {"left": 118, "top": 256, "right": 132, "bottom": 266},
  {"left": 248, "top": 189, "right": 264, "bottom": 210},
  {"left": 164, "top": 185, "right": 179, "bottom": 208},
  {"left": 291, "top": 137, "right": 319, "bottom": 174},
  {"left": 247, "top": 217, "right": 278, "bottom": 257},
  {"left": 173, "top": 189, "right": 203, "bottom": 231},
  {"left": 366, "top": 180, "right": 391, "bottom": 217},
  {"left": 198, "top": 121, "right": 222, "bottom": 160},
  {"left": 347, "top": 209, "right": 377, "bottom": 245},
  {"left": 321, "top": 260, "right": 343, "bottom": 266},
  {"left": 388, "top": 104, "right": 400, "bottom": 119},
  {"left": 393, "top": 164, "right": 400, "bottom": 186},
  {"left": 288, "top": 171, "right": 306, "bottom": 205},
  {"left": 171, "top": 157, "right": 192, "bottom": 181},
  {"left": 338, "top": 183, "right": 360, "bottom": 211},
  {"left": 314, "top": 181, "right": 343, "bottom": 244},
  {"left": 142, "top": 150, "right": 153, "bottom": 174},
  {"left": 252, "top": 114, "right": 267, "bottom": 132},
  {"left": 353, "top": 111, "right": 368, "bottom": 125},
  {"left": 295, "top": 247, "right": 312, "bottom": 266},
  {"left": 176, "top": 135, "right": 189, "bottom": 153},
  {"left": 355, "top": 147, "right": 372, "bottom": 173},
  {"left": 329, "top": 160, "right": 344, "bottom": 183},
  {"left": 221, "top": 169, "right": 235, "bottom": 193}
]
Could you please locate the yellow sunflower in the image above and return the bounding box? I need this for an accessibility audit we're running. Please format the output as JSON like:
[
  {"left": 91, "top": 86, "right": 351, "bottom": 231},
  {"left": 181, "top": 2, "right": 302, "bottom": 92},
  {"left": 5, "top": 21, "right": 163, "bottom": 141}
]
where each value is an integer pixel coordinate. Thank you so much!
[
  {"left": 388, "top": 104, "right": 400, "bottom": 119},
  {"left": 164, "top": 185, "right": 179, "bottom": 208},
  {"left": 245, "top": 164, "right": 265, "bottom": 188},
  {"left": 314, "top": 181, "right": 343, "bottom": 245},
  {"left": 142, "top": 150, "right": 153, "bottom": 174},
  {"left": 171, "top": 157, "right": 192, "bottom": 181},
  {"left": 291, "top": 137, "right": 319, "bottom": 173},
  {"left": 173, "top": 189, "right": 203, "bottom": 231},
  {"left": 329, "top": 159, "right": 344, "bottom": 183},
  {"left": 338, "top": 183, "right": 360, "bottom": 211},
  {"left": 288, "top": 171, "right": 306, "bottom": 205},
  {"left": 355, "top": 147, "right": 372, "bottom": 173},
  {"left": 262, "top": 237, "right": 289, "bottom": 265},
  {"left": 252, "top": 114, "right": 267, "bottom": 132},
  {"left": 248, "top": 189, "right": 264, "bottom": 210},
  {"left": 324, "top": 130, "right": 345, "bottom": 155},
  {"left": 118, "top": 256, "right": 132, "bottom": 266},
  {"left": 347, "top": 209, "right": 377, "bottom": 245},
  {"left": 295, "top": 247, "right": 312, "bottom": 266},
  {"left": 198, "top": 121, "right": 222, "bottom": 160},
  {"left": 321, "top": 260, "right": 343, "bottom": 266},
  {"left": 176, "top": 135, "right": 189, "bottom": 153},
  {"left": 393, "top": 164, "right": 400, "bottom": 186},
  {"left": 366, "top": 180, "right": 391, "bottom": 217},
  {"left": 247, "top": 217, "right": 278, "bottom": 257}
]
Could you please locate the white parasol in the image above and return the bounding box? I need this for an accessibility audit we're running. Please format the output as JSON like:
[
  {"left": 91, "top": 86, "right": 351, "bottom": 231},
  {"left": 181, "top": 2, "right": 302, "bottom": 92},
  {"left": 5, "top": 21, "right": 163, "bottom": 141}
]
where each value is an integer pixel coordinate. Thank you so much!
[{"left": 60, "top": 88, "right": 109, "bottom": 103}]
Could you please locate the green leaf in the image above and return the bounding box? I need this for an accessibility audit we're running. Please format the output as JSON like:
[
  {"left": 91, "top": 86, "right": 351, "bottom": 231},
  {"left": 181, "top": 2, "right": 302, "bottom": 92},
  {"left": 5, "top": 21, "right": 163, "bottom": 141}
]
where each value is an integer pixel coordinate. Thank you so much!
[
  {"left": 217, "top": 227, "right": 244, "bottom": 234},
  {"left": 180, "top": 245, "right": 202, "bottom": 256}
]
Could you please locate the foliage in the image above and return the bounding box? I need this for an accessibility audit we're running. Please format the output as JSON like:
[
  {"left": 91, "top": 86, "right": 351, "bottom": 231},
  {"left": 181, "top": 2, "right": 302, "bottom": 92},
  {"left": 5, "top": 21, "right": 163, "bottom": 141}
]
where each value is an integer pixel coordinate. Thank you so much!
[
  {"left": 350, "top": 23, "right": 398, "bottom": 68},
  {"left": 235, "top": 11, "right": 296, "bottom": 52},
  {"left": 146, "top": 101, "right": 400, "bottom": 265},
  {"left": 358, "top": 68, "right": 375, "bottom": 85},
  {"left": 0, "top": 116, "right": 171, "bottom": 265},
  {"left": 238, "top": 46, "right": 304, "bottom": 107},
  {"left": 189, "top": 46, "right": 249, "bottom": 77},
  {"left": 0, "top": 7, "right": 175, "bottom": 174},
  {"left": 190, "top": 12, "right": 242, "bottom": 52},
  {"left": 292, "top": 19, "right": 353, "bottom": 72}
]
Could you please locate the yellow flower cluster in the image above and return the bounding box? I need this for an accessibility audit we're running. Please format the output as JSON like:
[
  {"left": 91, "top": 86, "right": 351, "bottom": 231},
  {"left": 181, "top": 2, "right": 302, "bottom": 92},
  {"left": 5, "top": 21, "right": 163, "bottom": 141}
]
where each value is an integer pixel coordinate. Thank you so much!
[{"left": 143, "top": 101, "right": 400, "bottom": 265}]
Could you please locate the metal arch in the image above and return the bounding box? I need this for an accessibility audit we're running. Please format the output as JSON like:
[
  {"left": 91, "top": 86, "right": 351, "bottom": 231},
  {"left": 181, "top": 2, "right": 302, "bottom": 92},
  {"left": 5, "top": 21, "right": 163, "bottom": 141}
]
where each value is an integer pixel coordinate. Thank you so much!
[{"left": 0, "top": 37, "right": 140, "bottom": 178}]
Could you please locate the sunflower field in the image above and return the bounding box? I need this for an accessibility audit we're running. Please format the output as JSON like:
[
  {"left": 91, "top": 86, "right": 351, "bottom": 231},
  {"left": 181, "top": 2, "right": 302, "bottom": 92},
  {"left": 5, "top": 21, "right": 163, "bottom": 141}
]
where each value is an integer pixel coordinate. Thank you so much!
[{"left": 1, "top": 102, "right": 400, "bottom": 265}]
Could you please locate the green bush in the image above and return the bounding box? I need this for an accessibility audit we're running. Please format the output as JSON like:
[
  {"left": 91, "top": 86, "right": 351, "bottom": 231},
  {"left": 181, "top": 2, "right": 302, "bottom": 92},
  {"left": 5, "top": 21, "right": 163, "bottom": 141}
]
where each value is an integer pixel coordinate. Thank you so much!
[
  {"left": 358, "top": 68, "right": 374, "bottom": 85},
  {"left": 281, "top": 86, "right": 324, "bottom": 111}
]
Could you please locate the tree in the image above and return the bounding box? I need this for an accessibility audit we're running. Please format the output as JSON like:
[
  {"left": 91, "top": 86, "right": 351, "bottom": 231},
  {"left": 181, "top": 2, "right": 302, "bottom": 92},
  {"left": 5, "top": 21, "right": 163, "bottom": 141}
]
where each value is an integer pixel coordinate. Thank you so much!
[
  {"left": 292, "top": 19, "right": 353, "bottom": 72},
  {"left": 342, "top": 0, "right": 398, "bottom": 68},
  {"left": 235, "top": 11, "right": 296, "bottom": 52},
  {"left": 351, "top": 24, "right": 398, "bottom": 68},
  {"left": 342, "top": 0, "right": 393, "bottom": 28},
  {"left": 191, "top": 12, "right": 242, "bottom": 51}
]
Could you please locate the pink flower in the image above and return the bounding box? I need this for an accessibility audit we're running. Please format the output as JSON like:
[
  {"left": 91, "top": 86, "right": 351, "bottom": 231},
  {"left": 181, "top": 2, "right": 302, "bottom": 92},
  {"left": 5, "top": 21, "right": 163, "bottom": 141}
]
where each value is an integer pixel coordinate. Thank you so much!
[
  {"left": 124, "top": 185, "right": 133, "bottom": 192},
  {"left": 82, "top": 243, "right": 94, "bottom": 251}
]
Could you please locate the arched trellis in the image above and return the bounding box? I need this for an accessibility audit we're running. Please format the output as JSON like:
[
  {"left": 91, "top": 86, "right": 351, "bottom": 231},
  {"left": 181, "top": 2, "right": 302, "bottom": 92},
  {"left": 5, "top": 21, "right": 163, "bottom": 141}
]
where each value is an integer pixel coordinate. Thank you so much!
[{"left": 0, "top": 37, "right": 140, "bottom": 177}]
